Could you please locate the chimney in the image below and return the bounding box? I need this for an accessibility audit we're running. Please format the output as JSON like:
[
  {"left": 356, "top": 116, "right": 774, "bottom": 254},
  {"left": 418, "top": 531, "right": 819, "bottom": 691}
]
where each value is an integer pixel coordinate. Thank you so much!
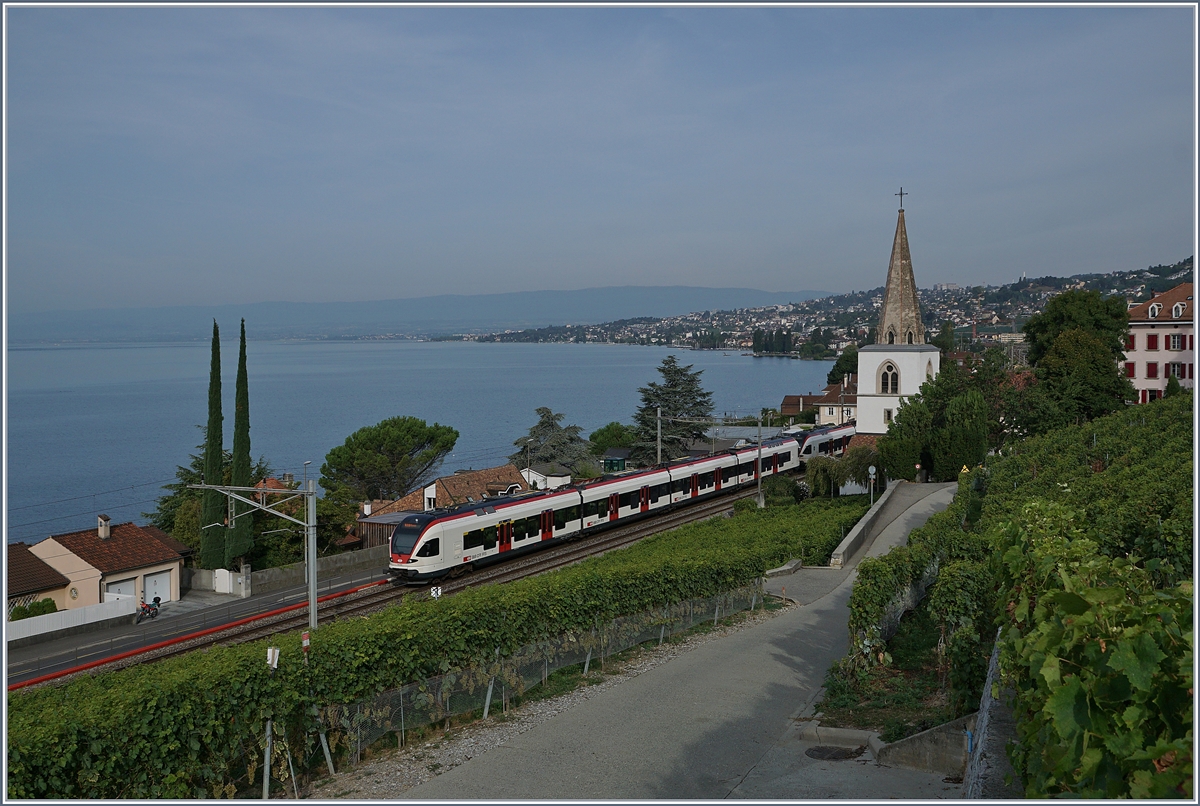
[
  {"left": 98, "top": 514, "right": 111, "bottom": 539},
  {"left": 363, "top": 502, "right": 372, "bottom": 516}
]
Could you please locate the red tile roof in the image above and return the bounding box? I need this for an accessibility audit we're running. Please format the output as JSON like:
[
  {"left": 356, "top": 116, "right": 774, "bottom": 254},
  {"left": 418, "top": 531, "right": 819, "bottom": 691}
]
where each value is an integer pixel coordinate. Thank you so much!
[
  {"left": 1129, "top": 283, "right": 1193, "bottom": 322},
  {"left": 50, "top": 522, "right": 184, "bottom": 575},
  {"left": 847, "top": 434, "right": 879, "bottom": 451},
  {"left": 359, "top": 465, "right": 529, "bottom": 521},
  {"left": 7, "top": 543, "right": 70, "bottom": 598},
  {"left": 141, "top": 525, "right": 195, "bottom": 557}
]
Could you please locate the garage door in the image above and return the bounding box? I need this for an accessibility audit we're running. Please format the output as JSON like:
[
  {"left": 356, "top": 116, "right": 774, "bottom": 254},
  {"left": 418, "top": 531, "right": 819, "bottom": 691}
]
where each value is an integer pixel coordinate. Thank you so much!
[
  {"left": 144, "top": 570, "right": 172, "bottom": 603},
  {"left": 105, "top": 578, "right": 136, "bottom": 599}
]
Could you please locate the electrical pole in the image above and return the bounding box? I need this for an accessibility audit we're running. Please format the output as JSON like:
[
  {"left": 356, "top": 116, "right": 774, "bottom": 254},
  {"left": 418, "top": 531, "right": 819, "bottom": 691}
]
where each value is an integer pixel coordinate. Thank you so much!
[
  {"left": 191, "top": 480, "right": 320, "bottom": 631},
  {"left": 656, "top": 407, "right": 662, "bottom": 465}
]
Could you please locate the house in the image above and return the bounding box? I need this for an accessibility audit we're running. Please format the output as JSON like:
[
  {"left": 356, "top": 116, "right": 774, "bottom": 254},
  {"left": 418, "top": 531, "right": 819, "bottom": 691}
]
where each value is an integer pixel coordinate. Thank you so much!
[
  {"left": 356, "top": 465, "right": 530, "bottom": 550},
  {"left": 520, "top": 463, "right": 572, "bottom": 491},
  {"left": 254, "top": 476, "right": 291, "bottom": 504},
  {"left": 809, "top": 375, "right": 858, "bottom": 427},
  {"left": 780, "top": 394, "right": 825, "bottom": 419},
  {"left": 1124, "top": 283, "right": 1194, "bottom": 403},
  {"left": 7, "top": 543, "right": 70, "bottom": 618},
  {"left": 28, "top": 515, "right": 184, "bottom": 608}
]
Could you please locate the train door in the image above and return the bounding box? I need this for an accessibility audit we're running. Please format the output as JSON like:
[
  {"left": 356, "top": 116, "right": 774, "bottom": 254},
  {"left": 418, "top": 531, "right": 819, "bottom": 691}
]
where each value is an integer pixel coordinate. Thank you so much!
[
  {"left": 540, "top": 509, "right": 553, "bottom": 540},
  {"left": 754, "top": 457, "right": 760, "bottom": 481},
  {"left": 639, "top": 486, "right": 650, "bottom": 513},
  {"left": 714, "top": 466, "right": 723, "bottom": 492},
  {"left": 691, "top": 473, "right": 699, "bottom": 497},
  {"left": 608, "top": 492, "right": 620, "bottom": 522},
  {"left": 499, "top": 521, "right": 513, "bottom": 553},
  {"left": 772, "top": 453, "right": 779, "bottom": 473}
]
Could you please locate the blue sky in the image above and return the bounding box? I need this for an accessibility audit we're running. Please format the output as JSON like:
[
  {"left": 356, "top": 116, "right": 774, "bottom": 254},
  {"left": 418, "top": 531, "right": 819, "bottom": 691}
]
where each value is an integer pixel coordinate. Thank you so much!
[{"left": 5, "top": 5, "right": 1195, "bottom": 312}]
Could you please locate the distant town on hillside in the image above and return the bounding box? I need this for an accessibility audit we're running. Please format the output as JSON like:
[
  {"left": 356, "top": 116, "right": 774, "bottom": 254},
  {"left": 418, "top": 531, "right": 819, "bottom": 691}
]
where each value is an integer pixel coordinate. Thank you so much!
[{"left": 452, "top": 257, "right": 1193, "bottom": 356}]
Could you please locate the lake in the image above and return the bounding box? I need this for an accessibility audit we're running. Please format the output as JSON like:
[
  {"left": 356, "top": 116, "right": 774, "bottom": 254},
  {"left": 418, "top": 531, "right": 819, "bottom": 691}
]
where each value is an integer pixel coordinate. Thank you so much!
[{"left": 6, "top": 341, "right": 835, "bottom": 544}]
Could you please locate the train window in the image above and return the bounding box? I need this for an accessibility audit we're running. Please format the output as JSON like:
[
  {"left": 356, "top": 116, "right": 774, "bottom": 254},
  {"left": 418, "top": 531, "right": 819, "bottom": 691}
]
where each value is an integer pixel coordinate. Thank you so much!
[
  {"left": 619, "top": 491, "right": 636, "bottom": 509},
  {"left": 650, "top": 483, "right": 668, "bottom": 502},
  {"left": 781, "top": 451, "right": 792, "bottom": 463},
  {"left": 416, "top": 538, "right": 440, "bottom": 558},
  {"left": 699, "top": 471, "right": 714, "bottom": 488},
  {"left": 554, "top": 506, "right": 580, "bottom": 529},
  {"left": 671, "top": 478, "right": 690, "bottom": 495},
  {"left": 803, "top": 444, "right": 813, "bottom": 455},
  {"left": 512, "top": 516, "right": 538, "bottom": 541},
  {"left": 583, "top": 499, "right": 609, "bottom": 518},
  {"left": 463, "top": 529, "right": 482, "bottom": 551},
  {"left": 722, "top": 467, "right": 735, "bottom": 483}
]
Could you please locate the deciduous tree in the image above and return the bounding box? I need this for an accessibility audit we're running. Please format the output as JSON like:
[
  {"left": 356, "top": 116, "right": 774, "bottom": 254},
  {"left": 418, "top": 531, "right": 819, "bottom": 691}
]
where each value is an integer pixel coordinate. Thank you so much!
[
  {"left": 827, "top": 345, "right": 858, "bottom": 386},
  {"left": 588, "top": 421, "right": 636, "bottom": 456},
  {"left": 1022, "top": 289, "right": 1129, "bottom": 366}
]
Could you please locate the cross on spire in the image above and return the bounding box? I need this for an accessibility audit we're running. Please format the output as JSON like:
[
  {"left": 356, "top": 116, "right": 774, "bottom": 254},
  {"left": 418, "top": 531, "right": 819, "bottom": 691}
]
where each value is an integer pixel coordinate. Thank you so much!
[{"left": 895, "top": 186, "right": 907, "bottom": 209}]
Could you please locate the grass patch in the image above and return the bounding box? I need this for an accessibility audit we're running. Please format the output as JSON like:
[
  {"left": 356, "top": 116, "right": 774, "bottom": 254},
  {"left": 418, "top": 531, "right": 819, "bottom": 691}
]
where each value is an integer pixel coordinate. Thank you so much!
[{"left": 818, "top": 596, "right": 954, "bottom": 742}]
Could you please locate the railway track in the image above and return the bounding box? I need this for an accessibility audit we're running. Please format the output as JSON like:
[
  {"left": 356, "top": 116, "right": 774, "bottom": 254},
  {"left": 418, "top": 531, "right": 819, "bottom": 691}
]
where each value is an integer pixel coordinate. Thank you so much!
[{"left": 14, "top": 483, "right": 771, "bottom": 689}]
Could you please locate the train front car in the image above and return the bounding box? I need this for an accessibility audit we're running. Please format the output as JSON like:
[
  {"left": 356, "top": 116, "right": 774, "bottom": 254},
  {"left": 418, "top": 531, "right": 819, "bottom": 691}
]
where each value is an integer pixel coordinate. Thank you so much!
[{"left": 385, "top": 512, "right": 447, "bottom": 582}]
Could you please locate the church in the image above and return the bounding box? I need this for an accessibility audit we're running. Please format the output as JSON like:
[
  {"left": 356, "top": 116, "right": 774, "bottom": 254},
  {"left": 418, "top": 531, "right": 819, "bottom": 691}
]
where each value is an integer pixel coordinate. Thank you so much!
[{"left": 855, "top": 194, "right": 940, "bottom": 437}]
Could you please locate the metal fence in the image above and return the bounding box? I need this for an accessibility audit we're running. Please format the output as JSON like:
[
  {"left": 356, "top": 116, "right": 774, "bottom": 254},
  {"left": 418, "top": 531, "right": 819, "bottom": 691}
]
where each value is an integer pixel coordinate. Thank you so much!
[{"left": 321, "top": 582, "right": 765, "bottom": 765}]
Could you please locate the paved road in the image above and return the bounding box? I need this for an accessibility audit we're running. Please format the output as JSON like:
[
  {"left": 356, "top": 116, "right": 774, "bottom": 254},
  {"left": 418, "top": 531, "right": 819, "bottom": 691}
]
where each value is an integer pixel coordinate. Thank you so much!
[
  {"left": 400, "top": 482, "right": 959, "bottom": 800},
  {"left": 6, "top": 566, "right": 388, "bottom": 685}
]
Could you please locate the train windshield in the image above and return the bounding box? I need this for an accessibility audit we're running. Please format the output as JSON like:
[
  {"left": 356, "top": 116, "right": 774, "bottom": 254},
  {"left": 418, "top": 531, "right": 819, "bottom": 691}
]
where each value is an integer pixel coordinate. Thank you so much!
[{"left": 390, "top": 522, "right": 423, "bottom": 554}]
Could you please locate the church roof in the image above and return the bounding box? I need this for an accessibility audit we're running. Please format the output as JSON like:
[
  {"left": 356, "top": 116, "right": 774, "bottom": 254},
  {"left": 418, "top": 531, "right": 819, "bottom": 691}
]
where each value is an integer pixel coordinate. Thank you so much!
[{"left": 877, "top": 206, "right": 925, "bottom": 345}]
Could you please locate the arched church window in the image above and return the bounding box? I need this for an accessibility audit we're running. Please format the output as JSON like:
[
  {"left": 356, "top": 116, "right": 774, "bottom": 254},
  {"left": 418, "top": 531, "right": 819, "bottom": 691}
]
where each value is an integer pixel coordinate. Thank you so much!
[
  {"left": 880, "top": 363, "right": 899, "bottom": 395},
  {"left": 906, "top": 331, "right": 914, "bottom": 344},
  {"left": 926, "top": 361, "right": 933, "bottom": 379},
  {"left": 887, "top": 330, "right": 895, "bottom": 345}
]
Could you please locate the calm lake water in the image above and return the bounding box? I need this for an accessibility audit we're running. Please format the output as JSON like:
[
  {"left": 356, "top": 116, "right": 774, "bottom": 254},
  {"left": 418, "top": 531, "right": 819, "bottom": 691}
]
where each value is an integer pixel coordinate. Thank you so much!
[{"left": 6, "top": 341, "right": 834, "bottom": 544}]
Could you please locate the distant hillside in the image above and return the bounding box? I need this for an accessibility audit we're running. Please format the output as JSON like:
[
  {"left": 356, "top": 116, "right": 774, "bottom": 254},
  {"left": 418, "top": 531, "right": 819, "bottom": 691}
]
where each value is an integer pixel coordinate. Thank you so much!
[{"left": 7, "top": 286, "right": 825, "bottom": 344}]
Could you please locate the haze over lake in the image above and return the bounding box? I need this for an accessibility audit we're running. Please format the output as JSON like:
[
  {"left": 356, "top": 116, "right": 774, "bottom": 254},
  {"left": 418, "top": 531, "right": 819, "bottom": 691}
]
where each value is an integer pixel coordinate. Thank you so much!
[{"left": 7, "top": 341, "right": 835, "bottom": 545}]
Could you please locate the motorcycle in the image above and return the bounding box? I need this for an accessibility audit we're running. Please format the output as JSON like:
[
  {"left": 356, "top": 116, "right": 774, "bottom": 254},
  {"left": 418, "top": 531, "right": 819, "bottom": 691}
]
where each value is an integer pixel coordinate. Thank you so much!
[{"left": 135, "top": 596, "right": 162, "bottom": 624}]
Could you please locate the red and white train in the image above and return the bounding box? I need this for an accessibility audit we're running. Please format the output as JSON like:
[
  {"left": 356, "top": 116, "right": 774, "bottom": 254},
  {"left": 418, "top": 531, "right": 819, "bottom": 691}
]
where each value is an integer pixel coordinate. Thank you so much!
[{"left": 377, "top": 422, "right": 854, "bottom": 582}]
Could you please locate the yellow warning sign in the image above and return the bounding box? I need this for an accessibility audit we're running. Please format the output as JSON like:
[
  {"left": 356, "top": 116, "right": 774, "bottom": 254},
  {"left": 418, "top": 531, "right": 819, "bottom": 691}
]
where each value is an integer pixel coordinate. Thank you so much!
[{"left": 961, "top": 465, "right": 970, "bottom": 474}]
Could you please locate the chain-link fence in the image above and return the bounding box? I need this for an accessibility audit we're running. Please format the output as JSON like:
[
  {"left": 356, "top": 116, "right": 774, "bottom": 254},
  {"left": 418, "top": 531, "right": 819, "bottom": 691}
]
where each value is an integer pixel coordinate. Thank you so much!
[{"left": 321, "top": 582, "right": 765, "bottom": 765}]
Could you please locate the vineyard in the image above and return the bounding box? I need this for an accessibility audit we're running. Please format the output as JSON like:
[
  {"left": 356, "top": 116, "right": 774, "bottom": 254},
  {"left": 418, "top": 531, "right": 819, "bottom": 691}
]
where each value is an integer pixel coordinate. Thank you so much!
[
  {"left": 7, "top": 495, "right": 867, "bottom": 798},
  {"left": 843, "top": 393, "right": 1193, "bottom": 797}
]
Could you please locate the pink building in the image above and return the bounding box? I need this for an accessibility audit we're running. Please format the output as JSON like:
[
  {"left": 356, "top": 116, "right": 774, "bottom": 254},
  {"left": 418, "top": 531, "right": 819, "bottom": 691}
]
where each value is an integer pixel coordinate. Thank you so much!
[{"left": 1124, "top": 283, "right": 1193, "bottom": 403}]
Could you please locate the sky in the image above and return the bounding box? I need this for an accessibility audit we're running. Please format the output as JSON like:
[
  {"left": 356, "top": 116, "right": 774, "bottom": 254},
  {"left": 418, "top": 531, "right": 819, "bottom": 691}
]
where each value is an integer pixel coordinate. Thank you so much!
[{"left": 5, "top": 5, "right": 1196, "bottom": 313}]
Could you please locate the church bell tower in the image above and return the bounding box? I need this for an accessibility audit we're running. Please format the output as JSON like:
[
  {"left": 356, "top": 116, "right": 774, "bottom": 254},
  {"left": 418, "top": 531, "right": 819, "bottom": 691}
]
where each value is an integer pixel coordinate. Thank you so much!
[{"left": 856, "top": 189, "right": 940, "bottom": 436}]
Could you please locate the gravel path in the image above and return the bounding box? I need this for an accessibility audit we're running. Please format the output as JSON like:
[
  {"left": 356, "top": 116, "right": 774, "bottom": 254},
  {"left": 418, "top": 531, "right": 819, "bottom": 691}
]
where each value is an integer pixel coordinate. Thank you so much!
[{"left": 304, "top": 601, "right": 793, "bottom": 800}]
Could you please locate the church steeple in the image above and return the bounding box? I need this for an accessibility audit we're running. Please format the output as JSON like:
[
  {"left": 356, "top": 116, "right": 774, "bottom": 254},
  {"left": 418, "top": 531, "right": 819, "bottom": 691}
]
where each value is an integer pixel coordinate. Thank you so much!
[{"left": 877, "top": 200, "right": 924, "bottom": 345}]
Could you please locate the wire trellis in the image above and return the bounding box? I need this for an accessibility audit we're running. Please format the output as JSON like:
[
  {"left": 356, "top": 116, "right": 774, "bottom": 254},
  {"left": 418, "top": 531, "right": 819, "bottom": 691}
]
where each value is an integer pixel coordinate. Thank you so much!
[{"left": 321, "top": 582, "right": 764, "bottom": 765}]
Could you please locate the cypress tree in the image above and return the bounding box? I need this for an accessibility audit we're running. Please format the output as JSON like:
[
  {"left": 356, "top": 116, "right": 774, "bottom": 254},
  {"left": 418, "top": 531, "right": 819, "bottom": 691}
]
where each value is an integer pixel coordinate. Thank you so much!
[
  {"left": 225, "top": 319, "right": 254, "bottom": 568},
  {"left": 199, "top": 320, "right": 226, "bottom": 569}
]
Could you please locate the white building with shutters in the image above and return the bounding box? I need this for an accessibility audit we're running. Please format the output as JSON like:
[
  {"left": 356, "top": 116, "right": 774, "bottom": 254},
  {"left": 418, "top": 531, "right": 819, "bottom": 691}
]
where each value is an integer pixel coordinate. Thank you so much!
[{"left": 1123, "top": 283, "right": 1194, "bottom": 403}]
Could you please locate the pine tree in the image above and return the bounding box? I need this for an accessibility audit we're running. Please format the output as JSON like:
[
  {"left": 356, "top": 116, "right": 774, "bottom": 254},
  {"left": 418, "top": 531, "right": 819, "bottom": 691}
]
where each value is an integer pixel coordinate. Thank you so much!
[
  {"left": 199, "top": 320, "right": 226, "bottom": 569},
  {"left": 225, "top": 319, "right": 254, "bottom": 568},
  {"left": 509, "top": 407, "right": 594, "bottom": 472},
  {"left": 630, "top": 356, "right": 714, "bottom": 465}
]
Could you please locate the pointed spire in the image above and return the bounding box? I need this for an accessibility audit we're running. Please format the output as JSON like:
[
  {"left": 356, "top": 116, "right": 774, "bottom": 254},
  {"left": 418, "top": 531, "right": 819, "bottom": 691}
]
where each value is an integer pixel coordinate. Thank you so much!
[{"left": 877, "top": 207, "right": 925, "bottom": 345}]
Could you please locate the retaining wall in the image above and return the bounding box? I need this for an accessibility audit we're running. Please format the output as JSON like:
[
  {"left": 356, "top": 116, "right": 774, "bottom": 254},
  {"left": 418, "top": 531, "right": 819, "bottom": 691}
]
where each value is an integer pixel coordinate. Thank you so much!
[
  {"left": 250, "top": 545, "right": 390, "bottom": 595},
  {"left": 963, "top": 632, "right": 1023, "bottom": 798},
  {"left": 874, "top": 712, "right": 977, "bottom": 777},
  {"left": 829, "top": 481, "right": 901, "bottom": 568}
]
